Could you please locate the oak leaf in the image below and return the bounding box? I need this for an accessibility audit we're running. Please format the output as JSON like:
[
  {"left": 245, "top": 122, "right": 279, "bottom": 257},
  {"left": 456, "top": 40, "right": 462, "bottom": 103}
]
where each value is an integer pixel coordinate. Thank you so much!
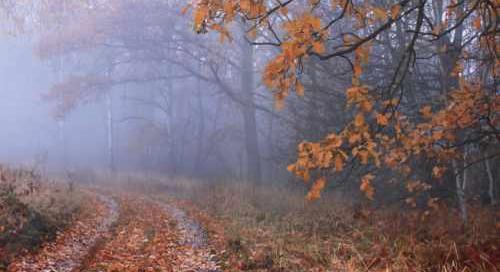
[
  {"left": 390, "top": 4, "right": 401, "bottom": 20},
  {"left": 373, "top": 7, "right": 387, "bottom": 21},
  {"left": 306, "top": 177, "right": 326, "bottom": 200},
  {"left": 354, "top": 113, "right": 365, "bottom": 127},
  {"left": 376, "top": 113, "right": 388, "bottom": 126},
  {"left": 420, "top": 106, "right": 432, "bottom": 119},
  {"left": 360, "top": 174, "right": 375, "bottom": 200},
  {"left": 334, "top": 155, "right": 344, "bottom": 172}
]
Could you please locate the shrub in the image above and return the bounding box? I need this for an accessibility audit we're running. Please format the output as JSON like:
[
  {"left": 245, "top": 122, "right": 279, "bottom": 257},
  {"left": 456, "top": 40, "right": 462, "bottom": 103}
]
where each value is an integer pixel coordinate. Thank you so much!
[{"left": 0, "top": 166, "right": 82, "bottom": 268}]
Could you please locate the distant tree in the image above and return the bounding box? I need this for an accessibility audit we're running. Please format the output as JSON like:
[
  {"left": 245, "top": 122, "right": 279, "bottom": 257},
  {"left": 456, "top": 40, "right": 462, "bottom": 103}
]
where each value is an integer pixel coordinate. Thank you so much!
[
  {"left": 35, "top": 0, "right": 271, "bottom": 180},
  {"left": 190, "top": 0, "right": 498, "bottom": 221}
]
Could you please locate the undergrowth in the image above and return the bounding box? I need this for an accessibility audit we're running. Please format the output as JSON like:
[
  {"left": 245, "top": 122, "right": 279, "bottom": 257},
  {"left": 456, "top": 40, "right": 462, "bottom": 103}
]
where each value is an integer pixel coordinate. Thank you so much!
[
  {"left": 0, "top": 166, "right": 82, "bottom": 269},
  {"left": 138, "top": 177, "right": 500, "bottom": 272}
]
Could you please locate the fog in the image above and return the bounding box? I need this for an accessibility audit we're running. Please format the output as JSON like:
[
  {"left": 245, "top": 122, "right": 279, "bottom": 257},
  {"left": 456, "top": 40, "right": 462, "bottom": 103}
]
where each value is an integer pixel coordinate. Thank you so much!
[
  {"left": 0, "top": 19, "right": 287, "bottom": 181},
  {"left": 0, "top": 0, "right": 497, "bottom": 192},
  {"left": 0, "top": 36, "right": 56, "bottom": 166},
  {"left": 0, "top": 36, "right": 105, "bottom": 170},
  {"left": 0, "top": 0, "right": 498, "bottom": 271}
]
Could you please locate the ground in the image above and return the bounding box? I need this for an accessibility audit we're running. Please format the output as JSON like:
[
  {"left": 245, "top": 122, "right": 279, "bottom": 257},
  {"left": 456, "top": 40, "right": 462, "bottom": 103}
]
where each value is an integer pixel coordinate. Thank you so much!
[
  {"left": 1, "top": 178, "right": 499, "bottom": 272},
  {"left": 5, "top": 188, "right": 220, "bottom": 272}
]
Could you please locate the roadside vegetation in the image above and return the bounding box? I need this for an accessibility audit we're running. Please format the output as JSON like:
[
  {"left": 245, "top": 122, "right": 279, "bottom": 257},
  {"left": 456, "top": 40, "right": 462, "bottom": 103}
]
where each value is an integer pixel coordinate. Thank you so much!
[
  {"left": 0, "top": 166, "right": 83, "bottom": 269},
  {"left": 141, "top": 177, "right": 499, "bottom": 271}
]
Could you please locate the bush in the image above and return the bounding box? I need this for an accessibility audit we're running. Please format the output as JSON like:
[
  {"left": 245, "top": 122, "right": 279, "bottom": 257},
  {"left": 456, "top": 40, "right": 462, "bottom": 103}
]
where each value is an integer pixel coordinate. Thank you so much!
[{"left": 0, "top": 166, "right": 82, "bottom": 268}]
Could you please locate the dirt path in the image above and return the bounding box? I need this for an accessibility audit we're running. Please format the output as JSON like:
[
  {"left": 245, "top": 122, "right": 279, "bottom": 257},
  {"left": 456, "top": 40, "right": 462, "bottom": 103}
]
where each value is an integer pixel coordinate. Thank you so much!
[
  {"left": 7, "top": 193, "right": 119, "bottom": 272},
  {"left": 159, "top": 201, "right": 220, "bottom": 271},
  {"left": 8, "top": 190, "right": 221, "bottom": 272},
  {"left": 81, "top": 195, "right": 221, "bottom": 272}
]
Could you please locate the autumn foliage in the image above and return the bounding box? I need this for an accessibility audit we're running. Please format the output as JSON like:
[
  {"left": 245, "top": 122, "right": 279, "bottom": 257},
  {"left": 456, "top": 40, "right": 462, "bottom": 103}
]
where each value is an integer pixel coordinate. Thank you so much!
[{"left": 189, "top": 0, "right": 499, "bottom": 203}]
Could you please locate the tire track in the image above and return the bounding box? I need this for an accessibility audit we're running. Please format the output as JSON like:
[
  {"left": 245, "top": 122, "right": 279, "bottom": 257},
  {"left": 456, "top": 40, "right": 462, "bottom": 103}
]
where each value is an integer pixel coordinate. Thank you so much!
[
  {"left": 159, "top": 202, "right": 221, "bottom": 272},
  {"left": 81, "top": 196, "right": 179, "bottom": 272},
  {"left": 7, "top": 192, "right": 119, "bottom": 272}
]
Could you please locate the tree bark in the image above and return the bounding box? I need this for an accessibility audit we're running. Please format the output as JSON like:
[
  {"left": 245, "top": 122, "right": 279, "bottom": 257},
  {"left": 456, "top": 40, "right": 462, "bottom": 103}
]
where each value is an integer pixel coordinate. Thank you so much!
[
  {"left": 484, "top": 155, "right": 496, "bottom": 205},
  {"left": 435, "top": 0, "right": 468, "bottom": 223},
  {"left": 240, "top": 34, "right": 262, "bottom": 184},
  {"left": 453, "top": 157, "right": 467, "bottom": 224},
  {"left": 106, "top": 91, "right": 116, "bottom": 172},
  {"left": 194, "top": 79, "right": 205, "bottom": 174}
]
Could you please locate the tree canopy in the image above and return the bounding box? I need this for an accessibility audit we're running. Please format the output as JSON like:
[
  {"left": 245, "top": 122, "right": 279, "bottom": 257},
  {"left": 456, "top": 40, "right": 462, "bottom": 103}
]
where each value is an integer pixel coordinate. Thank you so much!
[{"left": 190, "top": 0, "right": 498, "bottom": 206}]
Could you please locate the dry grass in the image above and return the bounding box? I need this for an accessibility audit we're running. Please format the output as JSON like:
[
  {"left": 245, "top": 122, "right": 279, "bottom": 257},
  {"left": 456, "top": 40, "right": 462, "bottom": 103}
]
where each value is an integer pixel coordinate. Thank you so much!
[
  {"left": 0, "top": 166, "right": 84, "bottom": 269},
  {"left": 134, "top": 176, "right": 500, "bottom": 272}
]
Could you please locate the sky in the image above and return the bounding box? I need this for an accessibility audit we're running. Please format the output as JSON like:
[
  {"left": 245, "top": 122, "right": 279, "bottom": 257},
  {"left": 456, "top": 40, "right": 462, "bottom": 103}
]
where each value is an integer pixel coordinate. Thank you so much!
[{"left": 0, "top": 35, "right": 109, "bottom": 170}]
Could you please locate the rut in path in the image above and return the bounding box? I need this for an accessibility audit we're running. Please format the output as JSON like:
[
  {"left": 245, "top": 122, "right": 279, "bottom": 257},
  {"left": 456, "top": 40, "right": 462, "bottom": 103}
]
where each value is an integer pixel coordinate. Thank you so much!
[
  {"left": 159, "top": 201, "right": 220, "bottom": 272},
  {"left": 7, "top": 193, "right": 119, "bottom": 272},
  {"left": 7, "top": 191, "right": 221, "bottom": 272},
  {"left": 80, "top": 195, "right": 221, "bottom": 272}
]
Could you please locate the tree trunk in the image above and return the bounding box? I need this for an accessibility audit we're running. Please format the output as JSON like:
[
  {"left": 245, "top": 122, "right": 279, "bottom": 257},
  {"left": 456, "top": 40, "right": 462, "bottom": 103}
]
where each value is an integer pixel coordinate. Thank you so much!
[
  {"left": 484, "top": 155, "right": 496, "bottom": 205},
  {"left": 106, "top": 91, "right": 115, "bottom": 172},
  {"left": 240, "top": 35, "right": 262, "bottom": 184},
  {"left": 194, "top": 80, "right": 205, "bottom": 174},
  {"left": 435, "top": 1, "right": 467, "bottom": 223},
  {"left": 453, "top": 158, "right": 467, "bottom": 224}
]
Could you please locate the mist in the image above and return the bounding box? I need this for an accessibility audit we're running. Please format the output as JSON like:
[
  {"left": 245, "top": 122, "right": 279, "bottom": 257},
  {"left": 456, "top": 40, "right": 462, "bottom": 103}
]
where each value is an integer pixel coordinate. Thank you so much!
[
  {"left": 0, "top": 36, "right": 109, "bottom": 171},
  {"left": 0, "top": 0, "right": 498, "bottom": 271}
]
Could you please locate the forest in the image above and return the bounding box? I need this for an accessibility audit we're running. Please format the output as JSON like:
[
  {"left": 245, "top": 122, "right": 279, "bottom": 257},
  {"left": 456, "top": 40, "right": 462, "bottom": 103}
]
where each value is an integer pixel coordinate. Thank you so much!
[{"left": 0, "top": 0, "right": 498, "bottom": 271}]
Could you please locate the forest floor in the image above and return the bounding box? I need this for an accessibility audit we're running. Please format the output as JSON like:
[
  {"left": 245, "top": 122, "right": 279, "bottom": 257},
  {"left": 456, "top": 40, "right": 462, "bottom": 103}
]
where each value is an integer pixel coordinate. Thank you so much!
[
  {"left": 140, "top": 177, "right": 500, "bottom": 272},
  {"left": 4, "top": 188, "right": 221, "bottom": 272},
  {"left": 2, "top": 176, "right": 499, "bottom": 272}
]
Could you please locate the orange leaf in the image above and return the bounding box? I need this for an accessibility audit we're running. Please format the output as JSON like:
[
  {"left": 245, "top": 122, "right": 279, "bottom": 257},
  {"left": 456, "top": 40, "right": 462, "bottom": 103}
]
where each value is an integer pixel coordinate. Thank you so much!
[
  {"left": 376, "top": 113, "right": 388, "bottom": 126},
  {"left": 373, "top": 7, "right": 388, "bottom": 21},
  {"left": 275, "top": 99, "right": 285, "bottom": 110},
  {"left": 334, "top": 155, "right": 344, "bottom": 172},
  {"left": 360, "top": 100, "right": 373, "bottom": 112},
  {"left": 353, "top": 62, "right": 362, "bottom": 77},
  {"left": 312, "top": 41, "right": 325, "bottom": 54},
  {"left": 248, "top": 28, "right": 257, "bottom": 39},
  {"left": 432, "top": 130, "right": 444, "bottom": 141},
  {"left": 181, "top": 4, "right": 191, "bottom": 15},
  {"left": 390, "top": 4, "right": 401, "bottom": 20},
  {"left": 348, "top": 132, "right": 361, "bottom": 144},
  {"left": 295, "top": 80, "right": 305, "bottom": 96},
  {"left": 358, "top": 150, "right": 369, "bottom": 164},
  {"left": 360, "top": 174, "right": 375, "bottom": 200},
  {"left": 326, "top": 133, "right": 343, "bottom": 147},
  {"left": 427, "top": 197, "right": 439, "bottom": 210},
  {"left": 420, "top": 105, "right": 432, "bottom": 119},
  {"left": 356, "top": 44, "right": 371, "bottom": 65},
  {"left": 279, "top": 6, "right": 288, "bottom": 15},
  {"left": 306, "top": 177, "right": 326, "bottom": 201},
  {"left": 473, "top": 16, "right": 481, "bottom": 30},
  {"left": 354, "top": 113, "right": 365, "bottom": 127},
  {"left": 309, "top": 0, "right": 320, "bottom": 6},
  {"left": 432, "top": 166, "right": 446, "bottom": 178}
]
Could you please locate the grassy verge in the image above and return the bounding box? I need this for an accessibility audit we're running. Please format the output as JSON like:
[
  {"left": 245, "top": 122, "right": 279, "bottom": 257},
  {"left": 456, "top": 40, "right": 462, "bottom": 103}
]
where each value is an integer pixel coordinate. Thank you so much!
[
  {"left": 145, "top": 177, "right": 499, "bottom": 271},
  {"left": 0, "top": 166, "right": 83, "bottom": 269}
]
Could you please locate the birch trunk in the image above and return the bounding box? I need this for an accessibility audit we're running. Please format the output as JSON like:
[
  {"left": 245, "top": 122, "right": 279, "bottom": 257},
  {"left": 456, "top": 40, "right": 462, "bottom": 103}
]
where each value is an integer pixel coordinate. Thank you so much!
[
  {"left": 484, "top": 156, "right": 496, "bottom": 205},
  {"left": 106, "top": 91, "right": 115, "bottom": 172},
  {"left": 452, "top": 158, "right": 467, "bottom": 224}
]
